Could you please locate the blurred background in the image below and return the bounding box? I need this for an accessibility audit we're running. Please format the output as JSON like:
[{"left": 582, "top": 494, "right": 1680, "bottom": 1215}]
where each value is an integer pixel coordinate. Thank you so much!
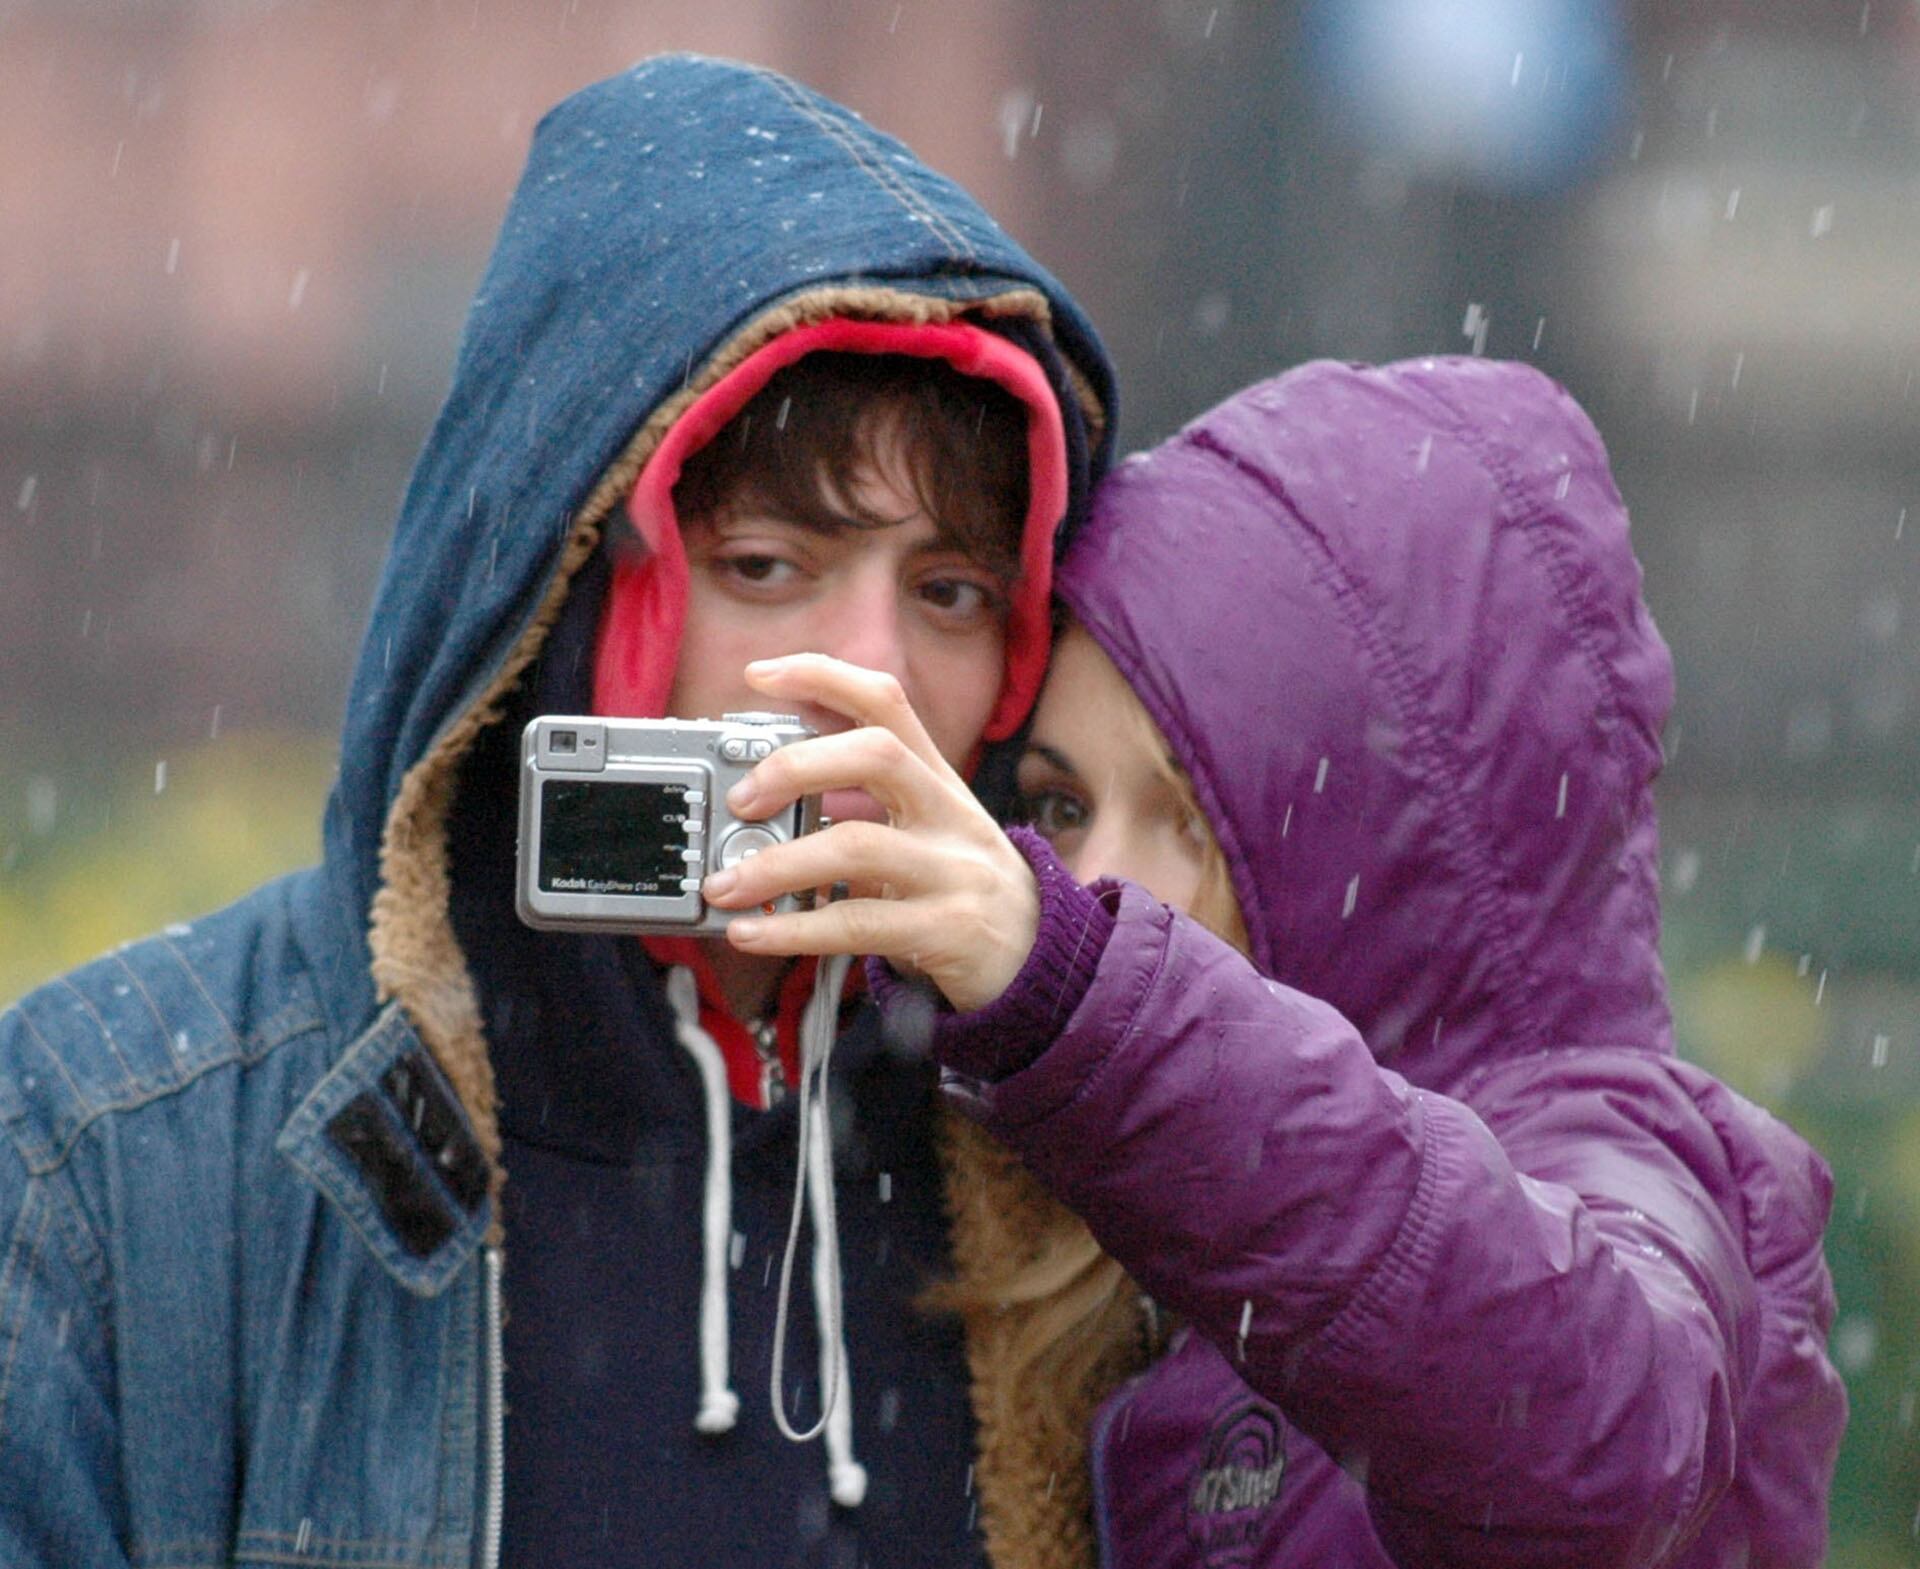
[{"left": 2, "top": 0, "right": 1916, "bottom": 1558}]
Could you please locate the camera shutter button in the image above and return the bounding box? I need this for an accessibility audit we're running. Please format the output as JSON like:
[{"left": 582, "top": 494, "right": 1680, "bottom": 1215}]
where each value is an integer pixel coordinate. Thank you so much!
[{"left": 718, "top": 825, "right": 781, "bottom": 869}]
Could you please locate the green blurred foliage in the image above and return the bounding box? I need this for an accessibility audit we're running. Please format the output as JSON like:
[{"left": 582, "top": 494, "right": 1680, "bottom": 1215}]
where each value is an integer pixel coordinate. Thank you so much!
[
  {"left": 1, "top": 734, "right": 336, "bottom": 1006},
  {"left": 1664, "top": 795, "right": 1920, "bottom": 1568}
]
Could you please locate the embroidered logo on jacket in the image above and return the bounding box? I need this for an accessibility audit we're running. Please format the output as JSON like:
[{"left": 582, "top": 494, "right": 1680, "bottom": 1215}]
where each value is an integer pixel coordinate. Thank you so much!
[{"left": 1186, "top": 1401, "right": 1287, "bottom": 1566}]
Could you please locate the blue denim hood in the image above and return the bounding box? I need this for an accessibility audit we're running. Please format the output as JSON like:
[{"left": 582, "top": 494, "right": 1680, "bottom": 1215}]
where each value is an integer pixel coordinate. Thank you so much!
[{"left": 318, "top": 54, "right": 1113, "bottom": 1128}]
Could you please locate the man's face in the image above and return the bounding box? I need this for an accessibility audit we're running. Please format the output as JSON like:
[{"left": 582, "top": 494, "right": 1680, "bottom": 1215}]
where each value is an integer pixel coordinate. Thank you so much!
[{"left": 667, "top": 449, "right": 1014, "bottom": 821}]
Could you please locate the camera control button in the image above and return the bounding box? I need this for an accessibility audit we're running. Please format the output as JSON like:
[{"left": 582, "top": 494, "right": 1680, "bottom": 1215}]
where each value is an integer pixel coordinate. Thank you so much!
[
  {"left": 719, "top": 738, "right": 751, "bottom": 762},
  {"left": 748, "top": 739, "right": 774, "bottom": 760},
  {"left": 718, "top": 826, "right": 781, "bottom": 869}
]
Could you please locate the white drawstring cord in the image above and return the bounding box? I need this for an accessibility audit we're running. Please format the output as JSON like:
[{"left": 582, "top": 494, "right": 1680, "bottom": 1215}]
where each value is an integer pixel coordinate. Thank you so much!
[
  {"left": 669, "top": 952, "right": 865, "bottom": 1506},
  {"left": 770, "top": 952, "right": 867, "bottom": 1504},
  {"left": 665, "top": 966, "right": 740, "bottom": 1435}
]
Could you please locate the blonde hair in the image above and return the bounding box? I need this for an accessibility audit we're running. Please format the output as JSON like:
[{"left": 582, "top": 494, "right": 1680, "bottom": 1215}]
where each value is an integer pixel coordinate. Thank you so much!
[
  {"left": 936, "top": 635, "right": 1251, "bottom": 1529},
  {"left": 1108, "top": 668, "right": 1250, "bottom": 953}
]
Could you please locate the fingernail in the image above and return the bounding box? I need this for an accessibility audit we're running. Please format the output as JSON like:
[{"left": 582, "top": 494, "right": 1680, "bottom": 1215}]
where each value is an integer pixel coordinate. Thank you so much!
[
  {"left": 703, "top": 868, "right": 737, "bottom": 899},
  {"left": 726, "top": 777, "right": 756, "bottom": 810},
  {"left": 728, "top": 917, "right": 763, "bottom": 943}
]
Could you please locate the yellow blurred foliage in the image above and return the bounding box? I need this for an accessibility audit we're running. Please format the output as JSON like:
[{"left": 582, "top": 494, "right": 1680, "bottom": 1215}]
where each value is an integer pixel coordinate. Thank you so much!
[
  {"left": 0, "top": 734, "right": 336, "bottom": 1006},
  {"left": 1877, "top": 1102, "right": 1920, "bottom": 1274},
  {"left": 1672, "top": 951, "right": 1828, "bottom": 1107}
]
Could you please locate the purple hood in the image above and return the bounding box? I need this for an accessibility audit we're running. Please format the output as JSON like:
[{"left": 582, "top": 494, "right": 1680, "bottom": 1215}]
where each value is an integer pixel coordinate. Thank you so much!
[{"left": 1060, "top": 357, "right": 1674, "bottom": 1089}]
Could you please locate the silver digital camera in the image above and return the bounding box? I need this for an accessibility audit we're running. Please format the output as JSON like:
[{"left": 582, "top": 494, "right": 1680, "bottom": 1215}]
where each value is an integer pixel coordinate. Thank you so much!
[{"left": 515, "top": 712, "right": 822, "bottom": 935}]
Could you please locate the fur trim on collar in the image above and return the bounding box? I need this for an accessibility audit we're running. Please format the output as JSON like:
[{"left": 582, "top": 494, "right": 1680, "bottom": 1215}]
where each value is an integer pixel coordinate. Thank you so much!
[{"left": 940, "top": 1112, "right": 1152, "bottom": 1569}]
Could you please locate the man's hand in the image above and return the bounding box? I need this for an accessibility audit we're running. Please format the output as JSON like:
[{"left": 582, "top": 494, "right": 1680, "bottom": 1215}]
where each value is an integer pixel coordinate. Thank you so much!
[{"left": 699, "top": 653, "right": 1039, "bottom": 1013}]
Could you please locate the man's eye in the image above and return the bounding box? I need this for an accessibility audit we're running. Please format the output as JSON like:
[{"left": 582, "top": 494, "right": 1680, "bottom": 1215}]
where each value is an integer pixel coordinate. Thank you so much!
[
  {"left": 918, "top": 576, "right": 1003, "bottom": 617},
  {"left": 717, "top": 553, "right": 796, "bottom": 587},
  {"left": 1012, "top": 789, "right": 1089, "bottom": 840}
]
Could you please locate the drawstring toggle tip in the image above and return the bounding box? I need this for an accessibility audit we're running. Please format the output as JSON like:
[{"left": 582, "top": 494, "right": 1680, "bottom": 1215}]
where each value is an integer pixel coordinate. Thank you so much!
[{"left": 829, "top": 1459, "right": 869, "bottom": 1508}]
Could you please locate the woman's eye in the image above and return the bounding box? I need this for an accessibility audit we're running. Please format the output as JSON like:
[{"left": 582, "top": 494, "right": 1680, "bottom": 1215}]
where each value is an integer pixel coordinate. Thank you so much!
[
  {"left": 1012, "top": 789, "right": 1089, "bottom": 841},
  {"left": 1176, "top": 805, "right": 1210, "bottom": 850}
]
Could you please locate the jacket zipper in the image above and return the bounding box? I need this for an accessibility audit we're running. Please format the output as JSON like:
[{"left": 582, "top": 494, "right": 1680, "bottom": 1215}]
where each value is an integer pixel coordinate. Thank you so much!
[
  {"left": 480, "top": 1245, "right": 505, "bottom": 1569},
  {"left": 1087, "top": 1381, "right": 1133, "bottom": 1568},
  {"left": 753, "top": 1018, "right": 786, "bottom": 1107}
]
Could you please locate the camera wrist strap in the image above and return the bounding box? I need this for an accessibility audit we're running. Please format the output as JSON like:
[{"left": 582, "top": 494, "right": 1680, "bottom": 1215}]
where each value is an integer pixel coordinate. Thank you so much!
[{"left": 770, "top": 951, "right": 867, "bottom": 1506}]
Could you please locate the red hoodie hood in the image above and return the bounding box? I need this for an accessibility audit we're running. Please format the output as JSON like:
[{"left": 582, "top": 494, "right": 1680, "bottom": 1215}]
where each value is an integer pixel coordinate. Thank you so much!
[{"left": 591, "top": 316, "right": 1069, "bottom": 740}]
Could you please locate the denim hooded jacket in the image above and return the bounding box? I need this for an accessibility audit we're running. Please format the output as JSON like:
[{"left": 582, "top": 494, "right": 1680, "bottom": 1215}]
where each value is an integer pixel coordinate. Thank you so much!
[{"left": 0, "top": 57, "right": 1114, "bottom": 1569}]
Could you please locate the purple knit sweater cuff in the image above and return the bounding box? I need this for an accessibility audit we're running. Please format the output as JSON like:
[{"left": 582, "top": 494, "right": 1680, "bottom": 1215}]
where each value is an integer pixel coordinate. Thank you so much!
[{"left": 864, "top": 826, "right": 1116, "bottom": 1081}]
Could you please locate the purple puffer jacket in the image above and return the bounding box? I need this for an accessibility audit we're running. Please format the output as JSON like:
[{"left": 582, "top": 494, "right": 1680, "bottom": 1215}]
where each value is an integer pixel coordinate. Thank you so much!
[{"left": 933, "top": 358, "right": 1845, "bottom": 1567}]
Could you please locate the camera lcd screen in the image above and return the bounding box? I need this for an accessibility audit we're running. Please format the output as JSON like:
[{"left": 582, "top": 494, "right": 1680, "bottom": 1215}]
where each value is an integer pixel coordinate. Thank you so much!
[{"left": 539, "top": 779, "right": 692, "bottom": 897}]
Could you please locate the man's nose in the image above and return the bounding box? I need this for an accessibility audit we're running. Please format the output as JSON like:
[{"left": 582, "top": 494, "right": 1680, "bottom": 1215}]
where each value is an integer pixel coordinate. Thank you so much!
[{"left": 823, "top": 570, "right": 911, "bottom": 682}]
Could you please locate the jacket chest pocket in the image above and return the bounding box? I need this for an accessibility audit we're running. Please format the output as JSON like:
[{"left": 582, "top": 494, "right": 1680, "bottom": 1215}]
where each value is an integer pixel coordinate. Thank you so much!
[
  {"left": 1092, "top": 1333, "right": 1301, "bottom": 1569},
  {"left": 229, "top": 1247, "right": 481, "bottom": 1568}
]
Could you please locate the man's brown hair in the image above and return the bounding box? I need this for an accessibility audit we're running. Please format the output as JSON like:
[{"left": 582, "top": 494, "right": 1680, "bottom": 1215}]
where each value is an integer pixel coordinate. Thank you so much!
[{"left": 673, "top": 351, "right": 1031, "bottom": 575}]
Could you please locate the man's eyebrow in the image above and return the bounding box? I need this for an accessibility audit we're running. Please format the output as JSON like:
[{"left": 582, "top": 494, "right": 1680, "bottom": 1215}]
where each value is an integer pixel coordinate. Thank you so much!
[
  {"left": 917, "top": 530, "right": 1019, "bottom": 579},
  {"left": 913, "top": 525, "right": 989, "bottom": 553}
]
